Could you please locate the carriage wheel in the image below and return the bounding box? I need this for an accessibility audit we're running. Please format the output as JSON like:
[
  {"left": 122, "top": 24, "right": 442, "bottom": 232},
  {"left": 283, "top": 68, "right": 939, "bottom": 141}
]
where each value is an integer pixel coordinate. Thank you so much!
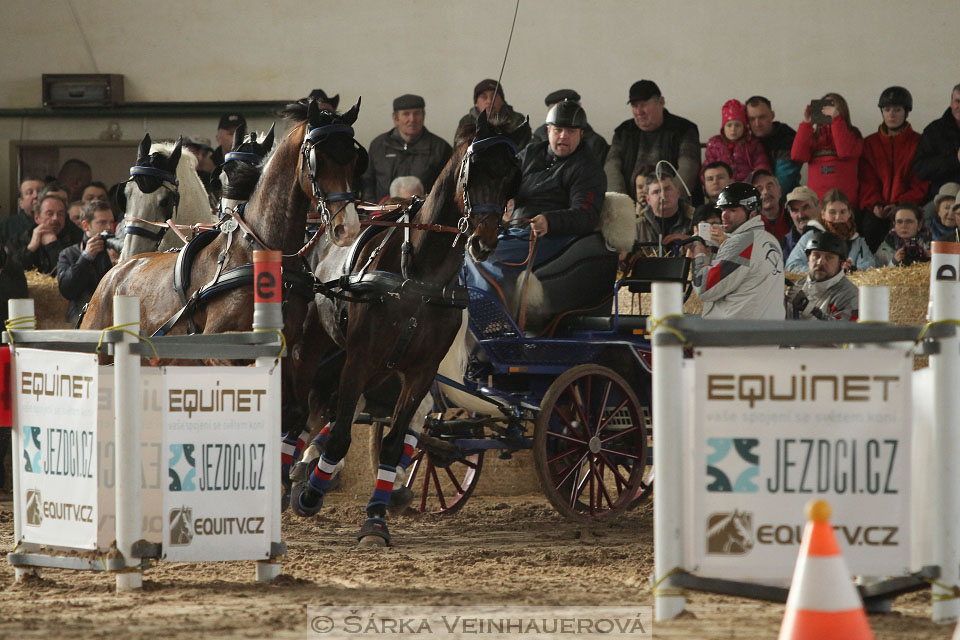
[
  {"left": 534, "top": 364, "right": 648, "bottom": 521},
  {"left": 371, "top": 417, "right": 484, "bottom": 516}
]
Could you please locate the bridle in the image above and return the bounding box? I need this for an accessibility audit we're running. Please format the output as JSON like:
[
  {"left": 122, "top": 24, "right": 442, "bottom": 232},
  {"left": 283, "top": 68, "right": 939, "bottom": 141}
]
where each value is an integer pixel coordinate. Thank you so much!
[
  {"left": 300, "top": 122, "right": 365, "bottom": 234},
  {"left": 454, "top": 135, "right": 519, "bottom": 246},
  {"left": 120, "top": 163, "right": 180, "bottom": 247}
]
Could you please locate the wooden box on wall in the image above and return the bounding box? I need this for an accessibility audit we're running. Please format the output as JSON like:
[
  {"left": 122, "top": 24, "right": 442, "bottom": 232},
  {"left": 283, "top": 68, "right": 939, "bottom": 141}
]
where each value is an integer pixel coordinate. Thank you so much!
[{"left": 42, "top": 74, "right": 124, "bottom": 107}]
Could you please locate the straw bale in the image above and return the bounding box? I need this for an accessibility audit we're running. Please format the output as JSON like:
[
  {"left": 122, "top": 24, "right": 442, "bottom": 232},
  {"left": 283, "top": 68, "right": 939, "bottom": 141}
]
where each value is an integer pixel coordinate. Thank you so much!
[{"left": 25, "top": 269, "right": 72, "bottom": 329}]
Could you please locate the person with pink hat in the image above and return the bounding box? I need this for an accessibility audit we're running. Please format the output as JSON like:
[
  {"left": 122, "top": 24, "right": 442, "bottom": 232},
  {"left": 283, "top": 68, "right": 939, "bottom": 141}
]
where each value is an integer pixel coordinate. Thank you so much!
[{"left": 703, "top": 99, "right": 771, "bottom": 183}]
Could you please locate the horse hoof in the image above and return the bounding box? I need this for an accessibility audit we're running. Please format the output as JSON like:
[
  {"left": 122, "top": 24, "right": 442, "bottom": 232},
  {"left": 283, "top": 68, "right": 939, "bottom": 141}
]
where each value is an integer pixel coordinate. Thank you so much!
[
  {"left": 356, "top": 517, "right": 391, "bottom": 546},
  {"left": 289, "top": 482, "right": 323, "bottom": 518},
  {"left": 289, "top": 457, "right": 318, "bottom": 485},
  {"left": 358, "top": 535, "right": 387, "bottom": 548},
  {"left": 388, "top": 486, "right": 413, "bottom": 511}
]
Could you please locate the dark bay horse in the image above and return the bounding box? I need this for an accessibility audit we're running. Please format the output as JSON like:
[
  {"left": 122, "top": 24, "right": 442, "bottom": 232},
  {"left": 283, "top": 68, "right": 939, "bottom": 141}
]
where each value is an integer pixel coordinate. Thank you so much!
[
  {"left": 81, "top": 99, "right": 366, "bottom": 423},
  {"left": 290, "top": 112, "right": 525, "bottom": 546}
]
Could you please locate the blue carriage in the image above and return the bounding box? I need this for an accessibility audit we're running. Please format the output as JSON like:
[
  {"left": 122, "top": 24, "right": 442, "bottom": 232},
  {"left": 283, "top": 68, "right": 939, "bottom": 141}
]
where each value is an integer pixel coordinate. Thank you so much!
[{"left": 373, "top": 255, "right": 689, "bottom": 521}]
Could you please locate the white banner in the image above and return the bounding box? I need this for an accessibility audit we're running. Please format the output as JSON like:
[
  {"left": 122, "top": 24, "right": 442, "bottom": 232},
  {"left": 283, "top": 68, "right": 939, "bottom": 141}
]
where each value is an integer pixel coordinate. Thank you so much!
[
  {"left": 161, "top": 366, "right": 278, "bottom": 562},
  {"left": 14, "top": 348, "right": 99, "bottom": 549},
  {"left": 96, "top": 367, "right": 164, "bottom": 549},
  {"left": 687, "top": 347, "right": 912, "bottom": 580}
]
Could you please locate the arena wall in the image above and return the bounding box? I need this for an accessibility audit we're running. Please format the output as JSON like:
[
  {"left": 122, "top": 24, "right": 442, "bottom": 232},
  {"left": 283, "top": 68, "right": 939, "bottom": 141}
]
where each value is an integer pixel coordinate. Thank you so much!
[{"left": 0, "top": 0, "right": 957, "bottom": 213}]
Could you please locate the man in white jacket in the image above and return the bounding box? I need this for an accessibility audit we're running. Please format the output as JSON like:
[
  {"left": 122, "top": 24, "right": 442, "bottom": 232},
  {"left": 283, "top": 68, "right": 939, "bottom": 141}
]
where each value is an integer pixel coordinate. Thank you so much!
[{"left": 688, "top": 182, "right": 786, "bottom": 319}]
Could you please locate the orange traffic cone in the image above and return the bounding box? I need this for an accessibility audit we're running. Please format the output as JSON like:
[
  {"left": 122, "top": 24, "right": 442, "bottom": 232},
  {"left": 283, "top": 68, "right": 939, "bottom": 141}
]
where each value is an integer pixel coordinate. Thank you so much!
[{"left": 778, "top": 500, "right": 874, "bottom": 640}]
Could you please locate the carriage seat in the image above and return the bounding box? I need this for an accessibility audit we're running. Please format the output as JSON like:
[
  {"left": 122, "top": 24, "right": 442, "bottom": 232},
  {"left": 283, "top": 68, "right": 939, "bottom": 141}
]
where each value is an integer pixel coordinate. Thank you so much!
[{"left": 531, "top": 231, "right": 619, "bottom": 318}]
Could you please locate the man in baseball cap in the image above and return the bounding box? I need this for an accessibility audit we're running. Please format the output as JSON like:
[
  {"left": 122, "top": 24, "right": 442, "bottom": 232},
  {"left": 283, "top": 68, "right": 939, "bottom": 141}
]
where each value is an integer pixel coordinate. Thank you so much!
[
  {"left": 783, "top": 185, "right": 822, "bottom": 257},
  {"left": 212, "top": 112, "right": 247, "bottom": 166},
  {"left": 604, "top": 79, "right": 700, "bottom": 203},
  {"left": 529, "top": 89, "right": 608, "bottom": 163}
]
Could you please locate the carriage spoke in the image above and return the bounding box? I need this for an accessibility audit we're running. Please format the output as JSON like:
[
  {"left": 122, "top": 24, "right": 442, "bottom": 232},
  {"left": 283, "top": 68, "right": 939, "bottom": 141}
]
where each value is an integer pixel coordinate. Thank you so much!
[
  {"left": 596, "top": 452, "right": 631, "bottom": 488},
  {"left": 599, "top": 447, "right": 640, "bottom": 461},
  {"left": 593, "top": 458, "right": 616, "bottom": 508},
  {"left": 547, "top": 430, "right": 589, "bottom": 447},
  {"left": 552, "top": 402, "right": 591, "bottom": 442},
  {"left": 595, "top": 397, "right": 630, "bottom": 435},
  {"left": 568, "top": 382, "right": 591, "bottom": 433},
  {"left": 547, "top": 444, "right": 584, "bottom": 466},
  {"left": 588, "top": 458, "right": 596, "bottom": 515},
  {"left": 429, "top": 464, "right": 448, "bottom": 510},
  {"left": 599, "top": 425, "right": 639, "bottom": 444},
  {"left": 444, "top": 466, "right": 465, "bottom": 494},
  {"left": 554, "top": 451, "right": 590, "bottom": 491},
  {"left": 594, "top": 381, "right": 613, "bottom": 435}
]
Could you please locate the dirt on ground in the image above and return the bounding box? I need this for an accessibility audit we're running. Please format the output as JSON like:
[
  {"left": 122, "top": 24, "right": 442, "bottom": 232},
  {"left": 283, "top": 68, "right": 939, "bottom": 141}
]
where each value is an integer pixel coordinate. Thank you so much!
[{"left": 0, "top": 490, "right": 952, "bottom": 639}]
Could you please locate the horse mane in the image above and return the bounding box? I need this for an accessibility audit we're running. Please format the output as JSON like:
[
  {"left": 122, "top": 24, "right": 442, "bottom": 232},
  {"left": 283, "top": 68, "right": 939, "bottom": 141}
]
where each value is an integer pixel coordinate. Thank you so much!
[
  {"left": 221, "top": 159, "right": 264, "bottom": 201},
  {"left": 278, "top": 100, "right": 309, "bottom": 123},
  {"left": 150, "top": 141, "right": 212, "bottom": 225}
]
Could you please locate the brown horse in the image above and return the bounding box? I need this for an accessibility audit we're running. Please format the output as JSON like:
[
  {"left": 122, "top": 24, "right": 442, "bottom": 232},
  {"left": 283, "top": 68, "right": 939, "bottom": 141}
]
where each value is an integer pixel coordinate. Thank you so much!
[
  {"left": 81, "top": 99, "right": 366, "bottom": 425},
  {"left": 289, "top": 112, "right": 525, "bottom": 545}
]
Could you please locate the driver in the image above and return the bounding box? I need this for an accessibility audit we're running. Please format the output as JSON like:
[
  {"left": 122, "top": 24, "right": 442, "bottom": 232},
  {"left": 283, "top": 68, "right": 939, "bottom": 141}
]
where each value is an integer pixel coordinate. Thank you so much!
[
  {"left": 464, "top": 99, "right": 606, "bottom": 304},
  {"left": 688, "top": 182, "right": 785, "bottom": 319}
]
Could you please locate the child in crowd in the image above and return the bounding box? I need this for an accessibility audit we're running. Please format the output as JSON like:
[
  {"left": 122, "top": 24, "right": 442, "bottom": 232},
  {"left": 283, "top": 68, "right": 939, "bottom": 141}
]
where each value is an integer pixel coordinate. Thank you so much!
[
  {"left": 874, "top": 204, "right": 931, "bottom": 267},
  {"left": 787, "top": 189, "right": 874, "bottom": 273},
  {"left": 703, "top": 99, "right": 770, "bottom": 182},
  {"left": 791, "top": 92, "right": 864, "bottom": 208}
]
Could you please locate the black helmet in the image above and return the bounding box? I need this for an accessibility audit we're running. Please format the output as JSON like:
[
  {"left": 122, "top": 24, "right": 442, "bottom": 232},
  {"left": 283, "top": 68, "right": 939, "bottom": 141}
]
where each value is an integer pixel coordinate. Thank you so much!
[
  {"left": 545, "top": 100, "right": 587, "bottom": 129},
  {"left": 878, "top": 86, "right": 912, "bottom": 113},
  {"left": 805, "top": 231, "right": 848, "bottom": 261},
  {"left": 716, "top": 182, "right": 761, "bottom": 213}
]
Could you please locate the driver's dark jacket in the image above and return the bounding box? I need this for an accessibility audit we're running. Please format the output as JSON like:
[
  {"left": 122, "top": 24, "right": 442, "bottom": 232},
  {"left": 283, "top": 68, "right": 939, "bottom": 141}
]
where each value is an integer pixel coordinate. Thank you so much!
[{"left": 509, "top": 140, "right": 606, "bottom": 236}]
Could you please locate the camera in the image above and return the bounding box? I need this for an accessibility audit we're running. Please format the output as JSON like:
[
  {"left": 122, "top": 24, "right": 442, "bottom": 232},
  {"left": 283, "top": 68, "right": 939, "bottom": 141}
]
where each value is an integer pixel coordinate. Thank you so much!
[
  {"left": 99, "top": 230, "right": 125, "bottom": 253},
  {"left": 810, "top": 99, "right": 835, "bottom": 125}
]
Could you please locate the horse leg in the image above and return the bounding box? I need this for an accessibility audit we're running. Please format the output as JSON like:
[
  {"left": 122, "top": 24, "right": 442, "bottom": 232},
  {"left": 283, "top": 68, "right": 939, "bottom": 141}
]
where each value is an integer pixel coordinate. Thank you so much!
[
  {"left": 289, "top": 358, "right": 364, "bottom": 518},
  {"left": 358, "top": 371, "right": 434, "bottom": 546}
]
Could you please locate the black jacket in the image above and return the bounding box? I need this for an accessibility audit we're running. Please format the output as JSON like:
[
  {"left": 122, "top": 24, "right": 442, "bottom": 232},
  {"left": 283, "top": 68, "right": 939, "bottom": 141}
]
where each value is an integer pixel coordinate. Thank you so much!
[
  {"left": 604, "top": 109, "right": 701, "bottom": 198},
  {"left": 57, "top": 238, "right": 114, "bottom": 325},
  {"left": 14, "top": 227, "right": 74, "bottom": 275},
  {"left": 362, "top": 127, "right": 453, "bottom": 202},
  {"left": 913, "top": 107, "right": 960, "bottom": 197},
  {"left": 530, "top": 123, "right": 609, "bottom": 165},
  {"left": 510, "top": 140, "right": 606, "bottom": 236}
]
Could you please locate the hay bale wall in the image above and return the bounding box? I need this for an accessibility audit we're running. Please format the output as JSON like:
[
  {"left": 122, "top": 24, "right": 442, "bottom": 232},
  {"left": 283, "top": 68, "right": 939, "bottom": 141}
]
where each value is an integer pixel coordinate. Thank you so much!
[{"left": 25, "top": 270, "right": 71, "bottom": 329}]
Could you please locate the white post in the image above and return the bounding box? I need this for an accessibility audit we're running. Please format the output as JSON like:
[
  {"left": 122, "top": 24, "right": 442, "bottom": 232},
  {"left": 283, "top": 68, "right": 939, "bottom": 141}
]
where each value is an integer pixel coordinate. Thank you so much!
[
  {"left": 8, "top": 299, "right": 36, "bottom": 581},
  {"left": 854, "top": 286, "right": 893, "bottom": 611},
  {"left": 931, "top": 279, "right": 960, "bottom": 624},
  {"left": 858, "top": 285, "right": 889, "bottom": 324},
  {"left": 113, "top": 296, "right": 143, "bottom": 591},
  {"left": 651, "top": 282, "right": 685, "bottom": 620},
  {"left": 253, "top": 250, "right": 283, "bottom": 582}
]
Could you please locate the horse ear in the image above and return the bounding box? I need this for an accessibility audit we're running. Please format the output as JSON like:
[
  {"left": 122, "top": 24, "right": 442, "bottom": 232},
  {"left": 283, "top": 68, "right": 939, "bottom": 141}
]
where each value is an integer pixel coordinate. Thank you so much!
[
  {"left": 263, "top": 123, "right": 276, "bottom": 150},
  {"left": 137, "top": 134, "right": 152, "bottom": 163},
  {"left": 307, "top": 99, "right": 321, "bottom": 126},
  {"left": 232, "top": 122, "right": 247, "bottom": 150},
  {"left": 475, "top": 109, "right": 491, "bottom": 139},
  {"left": 340, "top": 98, "right": 361, "bottom": 126},
  {"left": 169, "top": 136, "right": 183, "bottom": 168}
]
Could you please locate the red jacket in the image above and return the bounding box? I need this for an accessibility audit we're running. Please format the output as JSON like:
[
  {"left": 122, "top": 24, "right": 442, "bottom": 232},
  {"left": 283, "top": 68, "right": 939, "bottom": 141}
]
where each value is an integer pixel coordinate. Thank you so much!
[
  {"left": 858, "top": 124, "right": 928, "bottom": 211},
  {"left": 791, "top": 118, "right": 863, "bottom": 208},
  {"left": 703, "top": 132, "right": 771, "bottom": 182}
]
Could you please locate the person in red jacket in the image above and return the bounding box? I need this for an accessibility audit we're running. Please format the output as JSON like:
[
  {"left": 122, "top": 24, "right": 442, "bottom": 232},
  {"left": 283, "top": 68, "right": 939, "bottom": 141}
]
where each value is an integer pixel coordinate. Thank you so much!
[
  {"left": 791, "top": 92, "right": 863, "bottom": 208},
  {"left": 857, "top": 87, "right": 929, "bottom": 252},
  {"left": 703, "top": 99, "right": 770, "bottom": 182}
]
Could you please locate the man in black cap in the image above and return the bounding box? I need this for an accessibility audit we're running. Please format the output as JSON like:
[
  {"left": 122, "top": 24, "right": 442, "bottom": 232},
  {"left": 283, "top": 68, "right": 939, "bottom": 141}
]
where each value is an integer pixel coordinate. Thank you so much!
[
  {"left": 455, "top": 79, "right": 530, "bottom": 148},
  {"left": 212, "top": 112, "right": 247, "bottom": 167},
  {"left": 529, "top": 89, "right": 608, "bottom": 162},
  {"left": 604, "top": 80, "right": 700, "bottom": 202},
  {"left": 362, "top": 94, "right": 453, "bottom": 202}
]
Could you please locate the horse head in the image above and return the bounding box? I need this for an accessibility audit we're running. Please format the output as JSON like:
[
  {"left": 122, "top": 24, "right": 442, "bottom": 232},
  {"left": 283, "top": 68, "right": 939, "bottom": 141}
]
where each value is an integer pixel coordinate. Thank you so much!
[
  {"left": 119, "top": 134, "right": 187, "bottom": 259},
  {"left": 210, "top": 123, "right": 276, "bottom": 200},
  {"left": 456, "top": 110, "right": 524, "bottom": 262},
  {"left": 298, "top": 97, "right": 365, "bottom": 247}
]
